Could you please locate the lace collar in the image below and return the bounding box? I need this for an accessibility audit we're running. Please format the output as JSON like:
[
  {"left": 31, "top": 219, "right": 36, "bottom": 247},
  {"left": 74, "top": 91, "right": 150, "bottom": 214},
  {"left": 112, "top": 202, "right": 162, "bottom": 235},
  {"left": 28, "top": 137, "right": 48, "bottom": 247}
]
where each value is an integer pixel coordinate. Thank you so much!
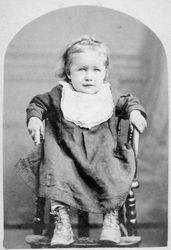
[{"left": 59, "top": 81, "right": 114, "bottom": 129}]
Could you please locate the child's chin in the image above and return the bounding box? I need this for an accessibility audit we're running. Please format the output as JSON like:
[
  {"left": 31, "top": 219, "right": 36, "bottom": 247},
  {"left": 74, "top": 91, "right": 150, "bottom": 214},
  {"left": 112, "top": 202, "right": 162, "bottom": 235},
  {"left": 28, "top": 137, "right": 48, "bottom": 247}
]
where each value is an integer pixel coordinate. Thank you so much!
[{"left": 80, "top": 87, "right": 100, "bottom": 95}]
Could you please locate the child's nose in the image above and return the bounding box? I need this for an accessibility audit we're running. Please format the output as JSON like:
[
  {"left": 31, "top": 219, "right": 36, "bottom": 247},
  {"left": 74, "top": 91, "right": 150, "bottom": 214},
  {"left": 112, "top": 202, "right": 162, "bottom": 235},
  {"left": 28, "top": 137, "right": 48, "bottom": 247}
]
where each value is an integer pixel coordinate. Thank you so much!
[{"left": 85, "top": 70, "right": 93, "bottom": 80}]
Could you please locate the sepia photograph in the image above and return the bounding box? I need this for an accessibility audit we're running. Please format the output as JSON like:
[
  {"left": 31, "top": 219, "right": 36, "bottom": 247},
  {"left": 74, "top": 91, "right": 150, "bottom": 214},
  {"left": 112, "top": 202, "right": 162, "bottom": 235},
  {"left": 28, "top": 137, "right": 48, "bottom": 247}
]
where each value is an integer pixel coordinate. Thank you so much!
[{"left": 1, "top": 0, "right": 169, "bottom": 248}]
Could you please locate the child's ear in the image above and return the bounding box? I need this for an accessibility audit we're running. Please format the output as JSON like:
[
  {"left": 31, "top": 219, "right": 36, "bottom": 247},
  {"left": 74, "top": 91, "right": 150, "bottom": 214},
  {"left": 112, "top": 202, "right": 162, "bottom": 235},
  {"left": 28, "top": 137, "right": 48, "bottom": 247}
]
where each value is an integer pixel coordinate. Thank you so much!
[
  {"left": 104, "top": 68, "right": 109, "bottom": 82},
  {"left": 67, "top": 74, "right": 71, "bottom": 79},
  {"left": 65, "top": 68, "right": 71, "bottom": 79}
]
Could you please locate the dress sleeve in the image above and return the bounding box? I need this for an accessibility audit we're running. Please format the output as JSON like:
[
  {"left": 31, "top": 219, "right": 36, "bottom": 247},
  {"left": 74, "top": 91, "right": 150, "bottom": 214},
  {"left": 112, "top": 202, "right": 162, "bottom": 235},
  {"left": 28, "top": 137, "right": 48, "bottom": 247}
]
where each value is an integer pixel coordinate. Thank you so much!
[
  {"left": 26, "top": 86, "right": 59, "bottom": 124},
  {"left": 115, "top": 93, "right": 147, "bottom": 120}
]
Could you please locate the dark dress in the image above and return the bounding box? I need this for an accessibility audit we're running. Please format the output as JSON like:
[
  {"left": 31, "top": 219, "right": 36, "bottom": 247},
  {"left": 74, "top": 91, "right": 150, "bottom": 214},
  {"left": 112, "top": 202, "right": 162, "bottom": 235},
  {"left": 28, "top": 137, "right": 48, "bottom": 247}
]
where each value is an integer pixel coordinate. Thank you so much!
[{"left": 16, "top": 83, "right": 146, "bottom": 214}]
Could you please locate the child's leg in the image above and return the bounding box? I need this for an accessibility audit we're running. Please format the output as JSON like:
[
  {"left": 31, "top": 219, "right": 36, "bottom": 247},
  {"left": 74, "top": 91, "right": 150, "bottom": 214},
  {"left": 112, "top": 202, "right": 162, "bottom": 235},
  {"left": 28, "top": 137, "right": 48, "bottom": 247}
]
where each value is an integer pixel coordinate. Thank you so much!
[
  {"left": 50, "top": 199, "right": 74, "bottom": 246},
  {"left": 51, "top": 200, "right": 67, "bottom": 211},
  {"left": 100, "top": 209, "right": 121, "bottom": 244}
]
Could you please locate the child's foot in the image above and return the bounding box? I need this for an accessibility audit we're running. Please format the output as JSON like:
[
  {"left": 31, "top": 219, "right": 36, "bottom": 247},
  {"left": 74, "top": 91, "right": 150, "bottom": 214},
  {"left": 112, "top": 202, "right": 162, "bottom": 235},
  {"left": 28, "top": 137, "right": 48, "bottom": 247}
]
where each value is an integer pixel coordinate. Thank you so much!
[
  {"left": 99, "top": 210, "right": 121, "bottom": 245},
  {"left": 50, "top": 206, "right": 74, "bottom": 246}
]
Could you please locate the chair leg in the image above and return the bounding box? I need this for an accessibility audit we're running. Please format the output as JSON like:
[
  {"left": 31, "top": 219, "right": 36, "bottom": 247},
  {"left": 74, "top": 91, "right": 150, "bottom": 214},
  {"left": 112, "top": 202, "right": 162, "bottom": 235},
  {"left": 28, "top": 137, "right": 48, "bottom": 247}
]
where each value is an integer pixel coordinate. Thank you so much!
[
  {"left": 125, "top": 189, "right": 138, "bottom": 236},
  {"left": 33, "top": 197, "right": 46, "bottom": 235},
  {"left": 78, "top": 210, "right": 89, "bottom": 237}
]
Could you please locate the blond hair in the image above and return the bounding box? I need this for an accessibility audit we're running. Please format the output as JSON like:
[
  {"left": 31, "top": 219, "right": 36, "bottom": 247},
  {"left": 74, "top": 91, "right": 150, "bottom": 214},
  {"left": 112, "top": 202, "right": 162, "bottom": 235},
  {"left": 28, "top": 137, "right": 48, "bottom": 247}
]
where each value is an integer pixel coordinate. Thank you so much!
[{"left": 55, "top": 35, "right": 110, "bottom": 82}]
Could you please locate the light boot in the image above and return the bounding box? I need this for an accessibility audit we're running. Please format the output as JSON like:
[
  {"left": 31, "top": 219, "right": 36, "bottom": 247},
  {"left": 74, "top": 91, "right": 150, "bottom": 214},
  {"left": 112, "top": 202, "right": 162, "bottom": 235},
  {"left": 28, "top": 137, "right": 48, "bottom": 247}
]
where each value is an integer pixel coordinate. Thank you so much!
[
  {"left": 100, "top": 210, "right": 121, "bottom": 244},
  {"left": 50, "top": 206, "right": 74, "bottom": 246}
]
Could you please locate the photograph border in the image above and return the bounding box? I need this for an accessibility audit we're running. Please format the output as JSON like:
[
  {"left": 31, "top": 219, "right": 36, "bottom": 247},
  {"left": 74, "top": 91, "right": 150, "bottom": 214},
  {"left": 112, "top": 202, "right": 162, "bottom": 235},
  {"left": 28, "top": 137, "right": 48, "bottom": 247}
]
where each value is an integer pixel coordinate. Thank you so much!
[{"left": 0, "top": 0, "right": 170, "bottom": 249}]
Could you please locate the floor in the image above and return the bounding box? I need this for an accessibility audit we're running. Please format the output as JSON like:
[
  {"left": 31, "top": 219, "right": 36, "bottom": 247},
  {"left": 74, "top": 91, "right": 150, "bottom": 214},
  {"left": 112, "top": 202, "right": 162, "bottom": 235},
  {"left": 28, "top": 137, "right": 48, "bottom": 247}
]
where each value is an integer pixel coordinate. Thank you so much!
[{"left": 3, "top": 225, "right": 168, "bottom": 248}]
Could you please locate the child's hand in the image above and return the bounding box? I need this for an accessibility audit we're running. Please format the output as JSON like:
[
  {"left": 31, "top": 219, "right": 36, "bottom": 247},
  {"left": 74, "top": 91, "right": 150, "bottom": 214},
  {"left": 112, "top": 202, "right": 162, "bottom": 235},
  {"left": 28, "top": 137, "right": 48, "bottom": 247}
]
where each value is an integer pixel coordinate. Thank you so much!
[
  {"left": 27, "top": 117, "right": 44, "bottom": 145},
  {"left": 129, "top": 110, "right": 147, "bottom": 133}
]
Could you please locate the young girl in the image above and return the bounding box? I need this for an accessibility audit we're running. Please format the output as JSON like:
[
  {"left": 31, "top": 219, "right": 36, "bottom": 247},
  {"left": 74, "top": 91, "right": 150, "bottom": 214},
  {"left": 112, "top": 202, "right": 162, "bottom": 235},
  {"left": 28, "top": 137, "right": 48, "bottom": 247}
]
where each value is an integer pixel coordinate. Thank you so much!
[{"left": 26, "top": 35, "right": 147, "bottom": 246}]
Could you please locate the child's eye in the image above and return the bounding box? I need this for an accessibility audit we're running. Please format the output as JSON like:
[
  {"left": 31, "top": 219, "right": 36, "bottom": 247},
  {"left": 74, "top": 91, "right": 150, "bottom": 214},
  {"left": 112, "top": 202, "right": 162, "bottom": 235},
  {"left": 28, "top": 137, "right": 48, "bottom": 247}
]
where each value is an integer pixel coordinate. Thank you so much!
[
  {"left": 94, "top": 68, "right": 101, "bottom": 72},
  {"left": 78, "top": 68, "right": 86, "bottom": 71}
]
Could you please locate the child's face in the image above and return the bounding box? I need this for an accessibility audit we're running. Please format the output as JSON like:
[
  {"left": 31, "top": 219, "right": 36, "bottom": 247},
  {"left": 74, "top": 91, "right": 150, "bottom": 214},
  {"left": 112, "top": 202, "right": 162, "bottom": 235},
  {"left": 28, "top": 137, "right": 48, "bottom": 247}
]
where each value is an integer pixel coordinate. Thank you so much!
[{"left": 68, "top": 50, "right": 107, "bottom": 94}]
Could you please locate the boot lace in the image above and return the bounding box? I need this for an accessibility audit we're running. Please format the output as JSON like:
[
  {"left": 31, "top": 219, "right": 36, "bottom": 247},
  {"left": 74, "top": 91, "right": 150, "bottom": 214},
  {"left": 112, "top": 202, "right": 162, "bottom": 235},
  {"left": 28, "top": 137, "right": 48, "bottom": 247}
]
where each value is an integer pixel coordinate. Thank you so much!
[
  {"left": 103, "top": 210, "right": 119, "bottom": 229},
  {"left": 50, "top": 207, "right": 70, "bottom": 231}
]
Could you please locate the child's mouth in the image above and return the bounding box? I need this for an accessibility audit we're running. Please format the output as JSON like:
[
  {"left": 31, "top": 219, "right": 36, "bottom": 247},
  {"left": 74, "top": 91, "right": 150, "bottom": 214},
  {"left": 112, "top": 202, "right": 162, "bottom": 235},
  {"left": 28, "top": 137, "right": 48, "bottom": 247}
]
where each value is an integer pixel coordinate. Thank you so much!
[{"left": 83, "top": 84, "right": 95, "bottom": 87}]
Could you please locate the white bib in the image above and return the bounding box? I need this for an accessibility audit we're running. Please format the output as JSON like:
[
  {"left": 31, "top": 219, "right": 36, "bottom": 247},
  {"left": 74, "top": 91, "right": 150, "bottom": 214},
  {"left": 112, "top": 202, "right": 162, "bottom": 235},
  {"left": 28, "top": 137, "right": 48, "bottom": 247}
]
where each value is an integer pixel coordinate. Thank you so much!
[{"left": 60, "top": 81, "right": 114, "bottom": 129}]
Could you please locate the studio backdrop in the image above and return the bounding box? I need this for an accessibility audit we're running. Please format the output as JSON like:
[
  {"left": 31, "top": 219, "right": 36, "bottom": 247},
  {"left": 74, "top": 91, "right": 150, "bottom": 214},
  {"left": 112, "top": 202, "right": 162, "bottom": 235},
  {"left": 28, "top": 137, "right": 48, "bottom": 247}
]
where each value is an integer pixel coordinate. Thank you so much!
[{"left": 4, "top": 6, "right": 168, "bottom": 227}]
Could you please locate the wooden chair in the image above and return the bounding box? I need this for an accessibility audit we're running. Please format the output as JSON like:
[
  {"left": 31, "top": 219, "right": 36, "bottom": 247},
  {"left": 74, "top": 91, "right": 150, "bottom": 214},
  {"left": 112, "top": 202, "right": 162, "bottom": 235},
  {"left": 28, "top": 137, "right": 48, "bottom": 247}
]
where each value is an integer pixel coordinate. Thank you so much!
[{"left": 25, "top": 118, "right": 141, "bottom": 248}]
